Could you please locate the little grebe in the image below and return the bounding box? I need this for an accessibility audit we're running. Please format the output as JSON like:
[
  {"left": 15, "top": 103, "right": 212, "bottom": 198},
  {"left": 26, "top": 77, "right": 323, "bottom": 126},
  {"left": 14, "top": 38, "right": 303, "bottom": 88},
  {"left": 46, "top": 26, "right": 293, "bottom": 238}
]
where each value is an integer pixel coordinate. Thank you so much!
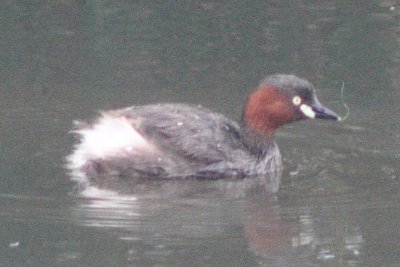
[{"left": 67, "top": 74, "right": 340, "bottom": 186}]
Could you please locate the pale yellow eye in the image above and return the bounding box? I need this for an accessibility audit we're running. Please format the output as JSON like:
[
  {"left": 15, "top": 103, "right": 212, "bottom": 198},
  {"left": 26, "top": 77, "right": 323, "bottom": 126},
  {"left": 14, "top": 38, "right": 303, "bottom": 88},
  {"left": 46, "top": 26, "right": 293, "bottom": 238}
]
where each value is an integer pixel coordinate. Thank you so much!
[{"left": 292, "top": 96, "right": 302, "bottom": 106}]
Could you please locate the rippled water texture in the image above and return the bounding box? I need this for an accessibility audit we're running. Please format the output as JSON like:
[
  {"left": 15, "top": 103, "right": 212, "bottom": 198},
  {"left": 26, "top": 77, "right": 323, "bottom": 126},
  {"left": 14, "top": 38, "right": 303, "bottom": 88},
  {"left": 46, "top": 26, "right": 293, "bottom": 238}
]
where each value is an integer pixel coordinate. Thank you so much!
[{"left": 1, "top": 1, "right": 400, "bottom": 266}]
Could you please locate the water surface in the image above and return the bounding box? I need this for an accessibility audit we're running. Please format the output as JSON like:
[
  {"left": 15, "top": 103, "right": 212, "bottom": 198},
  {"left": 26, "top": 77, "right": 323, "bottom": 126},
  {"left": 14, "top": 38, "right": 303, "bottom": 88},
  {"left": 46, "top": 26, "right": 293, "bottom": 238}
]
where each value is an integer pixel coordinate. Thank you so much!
[{"left": 1, "top": 1, "right": 400, "bottom": 266}]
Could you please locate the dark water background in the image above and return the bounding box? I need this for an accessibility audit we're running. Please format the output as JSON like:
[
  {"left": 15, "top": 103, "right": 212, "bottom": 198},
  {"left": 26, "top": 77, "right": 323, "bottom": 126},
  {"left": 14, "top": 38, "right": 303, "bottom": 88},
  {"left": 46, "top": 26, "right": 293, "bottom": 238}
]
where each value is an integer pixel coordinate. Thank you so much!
[{"left": 1, "top": 1, "right": 400, "bottom": 266}]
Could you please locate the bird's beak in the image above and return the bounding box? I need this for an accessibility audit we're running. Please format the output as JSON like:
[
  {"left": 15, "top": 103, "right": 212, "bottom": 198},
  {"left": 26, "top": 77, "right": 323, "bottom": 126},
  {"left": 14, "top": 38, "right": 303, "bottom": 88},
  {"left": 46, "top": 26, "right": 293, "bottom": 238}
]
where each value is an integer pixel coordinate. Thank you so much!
[{"left": 300, "top": 99, "right": 341, "bottom": 121}]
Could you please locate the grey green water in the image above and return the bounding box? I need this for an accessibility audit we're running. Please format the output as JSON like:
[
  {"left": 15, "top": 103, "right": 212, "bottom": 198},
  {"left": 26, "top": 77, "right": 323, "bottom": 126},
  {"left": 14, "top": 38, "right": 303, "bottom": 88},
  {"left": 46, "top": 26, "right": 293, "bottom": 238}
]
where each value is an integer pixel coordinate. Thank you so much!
[{"left": 1, "top": 1, "right": 400, "bottom": 266}]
